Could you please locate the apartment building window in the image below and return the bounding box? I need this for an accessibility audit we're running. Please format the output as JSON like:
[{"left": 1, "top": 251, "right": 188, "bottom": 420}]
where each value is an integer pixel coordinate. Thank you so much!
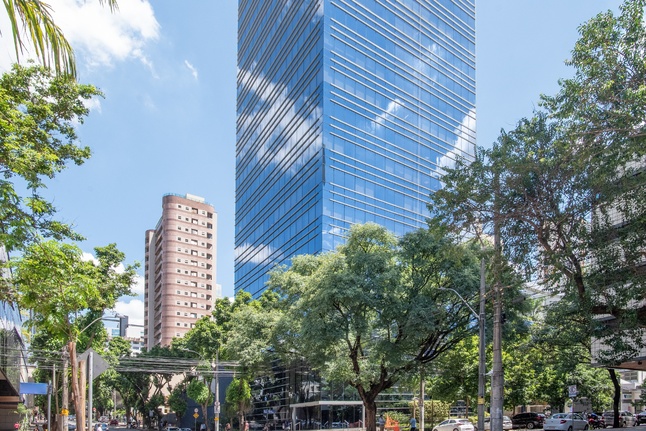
[
  {"left": 191, "top": 292, "right": 197, "bottom": 298},
  {"left": 192, "top": 218, "right": 198, "bottom": 224},
  {"left": 176, "top": 290, "right": 181, "bottom": 294},
  {"left": 191, "top": 229, "right": 198, "bottom": 235},
  {"left": 177, "top": 205, "right": 182, "bottom": 208},
  {"left": 176, "top": 312, "right": 181, "bottom": 316},
  {"left": 176, "top": 322, "right": 181, "bottom": 326},
  {"left": 190, "top": 313, "right": 197, "bottom": 318},
  {"left": 191, "top": 250, "right": 198, "bottom": 256}
]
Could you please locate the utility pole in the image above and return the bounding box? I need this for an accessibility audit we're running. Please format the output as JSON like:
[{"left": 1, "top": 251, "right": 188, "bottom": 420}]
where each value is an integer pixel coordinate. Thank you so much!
[
  {"left": 438, "top": 286, "right": 485, "bottom": 431},
  {"left": 420, "top": 367, "right": 425, "bottom": 431},
  {"left": 61, "top": 347, "right": 69, "bottom": 431},
  {"left": 490, "top": 174, "right": 504, "bottom": 431},
  {"left": 477, "top": 258, "right": 486, "bottom": 431},
  {"left": 214, "top": 350, "right": 220, "bottom": 431}
]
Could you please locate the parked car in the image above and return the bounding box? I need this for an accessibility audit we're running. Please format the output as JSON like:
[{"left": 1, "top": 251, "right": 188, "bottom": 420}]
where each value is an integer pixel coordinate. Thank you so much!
[
  {"left": 109, "top": 420, "right": 119, "bottom": 426},
  {"left": 543, "top": 413, "right": 588, "bottom": 431},
  {"left": 433, "top": 419, "right": 475, "bottom": 431},
  {"left": 602, "top": 411, "right": 636, "bottom": 427},
  {"left": 479, "top": 416, "right": 513, "bottom": 431},
  {"left": 636, "top": 411, "right": 646, "bottom": 425},
  {"left": 511, "top": 413, "right": 544, "bottom": 429}
]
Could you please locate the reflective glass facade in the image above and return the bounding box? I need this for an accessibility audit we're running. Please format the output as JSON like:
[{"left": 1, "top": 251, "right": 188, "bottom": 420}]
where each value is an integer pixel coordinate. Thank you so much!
[{"left": 236, "top": 0, "right": 476, "bottom": 296}]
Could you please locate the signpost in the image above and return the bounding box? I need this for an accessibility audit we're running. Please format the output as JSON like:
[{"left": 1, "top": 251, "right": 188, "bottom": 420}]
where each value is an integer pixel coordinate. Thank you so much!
[
  {"left": 568, "top": 385, "right": 577, "bottom": 413},
  {"left": 194, "top": 408, "right": 199, "bottom": 431}
]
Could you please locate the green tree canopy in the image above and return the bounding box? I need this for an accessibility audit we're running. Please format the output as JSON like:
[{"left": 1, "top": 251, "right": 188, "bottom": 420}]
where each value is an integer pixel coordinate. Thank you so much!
[
  {"left": 11, "top": 240, "right": 138, "bottom": 430},
  {"left": 268, "top": 223, "right": 481, "bottom": 431},
  {"left": 0, "top": 63, "right": 102, "bottom": 271}
]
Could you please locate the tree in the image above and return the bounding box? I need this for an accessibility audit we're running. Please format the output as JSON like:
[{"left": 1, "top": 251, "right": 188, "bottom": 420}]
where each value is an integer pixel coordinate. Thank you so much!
[
  {"left": 11, "top": 240, "right": 138, "bottom": 431},
  {"left": 429, "top": 0, "right": 646, "bottom": 423},
  {"left": 0, "top": 63, "right": 102, "bottom": 283},
  {"left": 168, "top": 385, "right": 188, "bottom": 424},
  {"left": 225, "top": 377, "right": 251, "bottom": 431},
  {"left": 3, "top": 0, "right": 118, "bottom": 76},
  {"left": 187, "top": 378, "right": 212, "bottom": 430},
  {"left": 268, "top": 223, "right": 481, "bottom": 431}
]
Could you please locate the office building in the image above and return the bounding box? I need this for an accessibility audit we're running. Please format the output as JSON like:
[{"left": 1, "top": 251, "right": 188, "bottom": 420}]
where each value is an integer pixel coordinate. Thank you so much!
[
  {"left": 235, "top": 0, "right": 476, "bottom": 296},
  {"left": 144, "top": 194, "right": 217, "bottom": 348}
]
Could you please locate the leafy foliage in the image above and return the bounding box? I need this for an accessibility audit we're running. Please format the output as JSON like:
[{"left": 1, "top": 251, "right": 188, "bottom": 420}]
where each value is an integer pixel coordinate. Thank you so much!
[
  {"left": 0, "top": 63, "right": 102, "bottom": 266},
  {"left": 268, "top": 223, "right": 481, "bottom": 431},
  {"left": 225, "top": 377, "right": 251, "bottom": 430},
  {"left": 10, "top": 239, "right": 138, "bottom": 430}
]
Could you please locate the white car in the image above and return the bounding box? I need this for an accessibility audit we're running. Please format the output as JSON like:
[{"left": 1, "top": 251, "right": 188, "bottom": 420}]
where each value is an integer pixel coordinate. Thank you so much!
[
  {"left": 602, "top": 411, "right": 636, "bottom": 427},
  {"left": 479, "top": 416, "right": 513, "bottom": 430},
  {"left": 543, "top": 413, "right": 588, "bottom": 431},
  {"left": 433, "top": 419, "right": 475, "bottom": 431}
]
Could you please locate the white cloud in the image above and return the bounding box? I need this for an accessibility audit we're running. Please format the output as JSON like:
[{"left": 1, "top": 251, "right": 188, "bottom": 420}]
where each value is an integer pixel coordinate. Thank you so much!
[
  {"left": 184, "top": 60, "right": 198, "bottom": 80},
  {"left": 0, "top": 0, "right": 160, "bottom": 72},
  {"left": 113, "top": 298, "right": 144, "bottom": 326},
  {"left": 438, "top": 107, "right": 477, "bottom": 170},
  {"left": 374, "top": 98, "right": 403, "bottom": 128},
  {"left": 235, "top": 242, "right": 280, "bottom": 265},
  {"left": 52, "top": 0, "right": 159, "bottom": 70}
]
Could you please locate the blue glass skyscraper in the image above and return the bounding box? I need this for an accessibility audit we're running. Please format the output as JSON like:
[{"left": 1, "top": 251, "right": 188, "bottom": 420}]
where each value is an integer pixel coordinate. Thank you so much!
[{"left": 236, "top": 0, "right": 475, "bottom": 296}]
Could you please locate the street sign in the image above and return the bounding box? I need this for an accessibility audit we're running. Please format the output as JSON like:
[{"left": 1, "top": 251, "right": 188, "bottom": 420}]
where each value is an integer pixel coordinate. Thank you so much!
[
  {"left": 61, "top": 409, "right": 69, "bottom": 416},
  {"left": 193, "top": 414, "right": 199, "bottom": 419},
  {"left": 78, "top": 349, "right": 111, "bottom": 380},
  {"left": 568, "top": 385, "right": 578, "bottom": 398},
  {"left": 214, "top": 401, "right": 220, "bottom": 414}
]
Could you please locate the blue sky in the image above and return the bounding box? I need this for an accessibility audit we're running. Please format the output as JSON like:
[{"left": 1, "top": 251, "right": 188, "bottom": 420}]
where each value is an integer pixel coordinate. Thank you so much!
[{"left": 0, "top": 0, "right": 619, "bottom": 326}]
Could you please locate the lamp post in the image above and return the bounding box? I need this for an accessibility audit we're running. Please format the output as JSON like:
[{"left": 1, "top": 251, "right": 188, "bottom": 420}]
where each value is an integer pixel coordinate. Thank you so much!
[
  {"left": 438, "top": 281, "right": 486, "bottom": 431},
  {"left": 182, "top": 349, "right": 219, "bottom": 431}
]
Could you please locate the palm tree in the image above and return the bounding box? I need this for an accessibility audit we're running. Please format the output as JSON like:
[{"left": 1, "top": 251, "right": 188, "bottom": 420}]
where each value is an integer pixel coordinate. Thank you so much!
[{"left": 3, "top": 0, "right": 118, "bottom": 76}]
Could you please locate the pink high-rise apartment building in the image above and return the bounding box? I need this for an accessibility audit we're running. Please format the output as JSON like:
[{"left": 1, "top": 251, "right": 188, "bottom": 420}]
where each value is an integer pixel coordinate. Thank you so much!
[{"left": 144, "top": 193, "right": 217, "bottom": 348}]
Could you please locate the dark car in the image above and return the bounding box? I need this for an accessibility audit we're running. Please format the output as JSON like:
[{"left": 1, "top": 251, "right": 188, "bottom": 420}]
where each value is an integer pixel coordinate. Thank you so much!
[
  {"left": 109, "top": 420, "right": 119, "bottom": 426},
  {"left": 511, "top": 413, "right": 544, "bottom": 429},
  {"left": 636, "top": 412, "right": 646, "bottom": 425}
]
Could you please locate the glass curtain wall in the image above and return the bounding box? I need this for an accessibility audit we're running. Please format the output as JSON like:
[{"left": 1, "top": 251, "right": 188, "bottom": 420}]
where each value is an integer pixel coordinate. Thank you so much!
[{"left": 236, "top": 0, "right": 475, "bottom": 296}]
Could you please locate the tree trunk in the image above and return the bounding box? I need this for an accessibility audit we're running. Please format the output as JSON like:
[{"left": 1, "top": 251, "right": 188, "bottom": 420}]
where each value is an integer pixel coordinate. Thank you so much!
[
  {"left": 609, "top": 368, "right": 621, "bottom": 428},
  {"left": 68, "top": 341, "right": 83, "bottom": 431},
  {"left": 362, "top": 399, "right": 378, "bottom": 431},
  {"left": 202, "top": 403, "right": 209, "bottom": 431}
]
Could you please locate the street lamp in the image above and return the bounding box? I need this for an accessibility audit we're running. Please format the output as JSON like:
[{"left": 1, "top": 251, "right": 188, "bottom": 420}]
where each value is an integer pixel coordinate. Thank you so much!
[
  {"left": 438, "top": 280, "right": 486, "bottom": 431},
  {"left": 182, "top": 349, "right": 220, "bottom": 431}
]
